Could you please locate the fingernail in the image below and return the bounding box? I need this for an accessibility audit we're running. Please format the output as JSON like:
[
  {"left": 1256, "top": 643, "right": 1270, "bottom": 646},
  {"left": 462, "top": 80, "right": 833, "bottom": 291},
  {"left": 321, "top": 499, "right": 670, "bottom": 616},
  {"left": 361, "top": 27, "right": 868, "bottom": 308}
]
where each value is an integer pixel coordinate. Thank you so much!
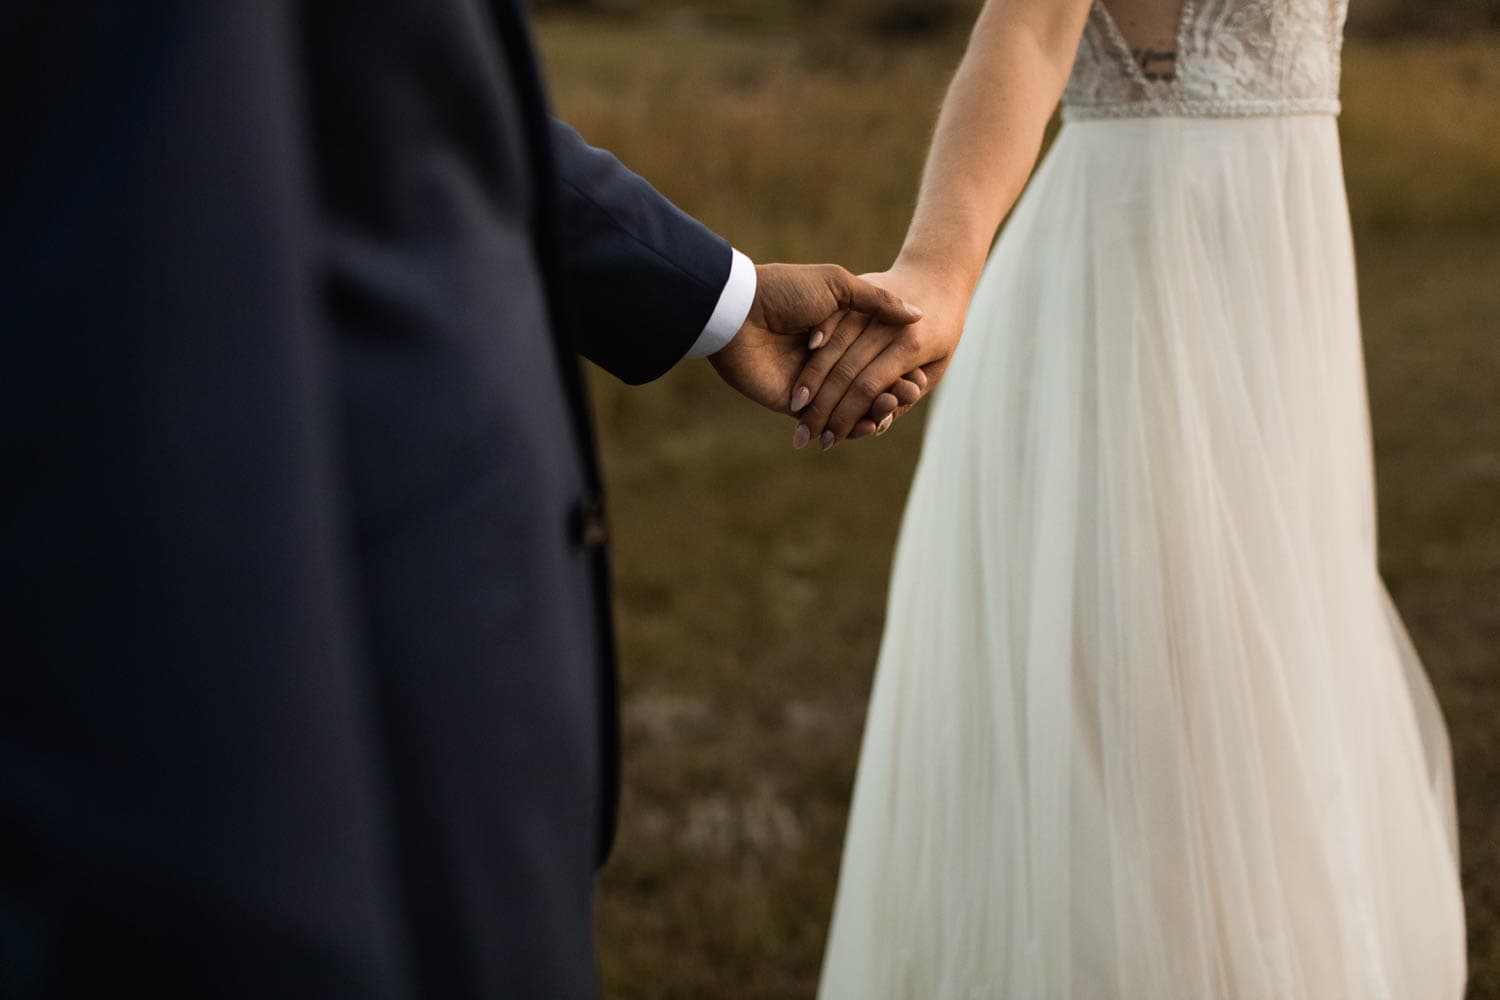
[
  {"left": 820, "top": 431, "right": 836, "bottom": 452},
  {"left": 809, "top": 330, "right": 826, "bottom": 350},
  {"left": 877, "top": 414, "right": 894, "bottom": 435},
  {"left": 791, "top": 386, "right": 811, "bottom": 412},
  {"left": 907, "top": 305, "right": 924, "bottom": 319},
  {"left": 793, "top": 424, "right": 810, "bottom": 450}
]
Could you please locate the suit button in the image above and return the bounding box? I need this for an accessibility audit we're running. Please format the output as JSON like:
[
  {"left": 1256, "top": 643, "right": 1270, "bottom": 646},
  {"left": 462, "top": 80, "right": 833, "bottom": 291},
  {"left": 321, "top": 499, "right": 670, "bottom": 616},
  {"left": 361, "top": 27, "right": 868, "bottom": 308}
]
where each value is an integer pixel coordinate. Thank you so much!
[{"left": 574, "top": 495, "right": 609, "bottom": 550}]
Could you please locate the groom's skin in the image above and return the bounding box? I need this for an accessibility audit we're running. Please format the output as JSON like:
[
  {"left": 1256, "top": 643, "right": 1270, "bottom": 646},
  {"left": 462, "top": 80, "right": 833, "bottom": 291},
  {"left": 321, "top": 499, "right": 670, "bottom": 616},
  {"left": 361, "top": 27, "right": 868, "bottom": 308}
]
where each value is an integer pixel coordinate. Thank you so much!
[
  {"left": 0, "top": 4, "right": 932, "bottom": 995},
  {"left": 708, "top": 263, "right": 926, "bottom": 417},
  {"left": 0, "top": 0, "right": 1097, "bottom": 989}
]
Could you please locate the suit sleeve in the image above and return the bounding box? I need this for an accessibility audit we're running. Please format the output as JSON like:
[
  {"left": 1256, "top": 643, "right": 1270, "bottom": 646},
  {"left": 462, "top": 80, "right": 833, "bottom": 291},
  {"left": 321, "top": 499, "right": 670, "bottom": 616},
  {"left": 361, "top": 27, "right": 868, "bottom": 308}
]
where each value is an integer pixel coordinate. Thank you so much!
[{"left": 548, "top": 118, "right": 734, "bottom": 385}]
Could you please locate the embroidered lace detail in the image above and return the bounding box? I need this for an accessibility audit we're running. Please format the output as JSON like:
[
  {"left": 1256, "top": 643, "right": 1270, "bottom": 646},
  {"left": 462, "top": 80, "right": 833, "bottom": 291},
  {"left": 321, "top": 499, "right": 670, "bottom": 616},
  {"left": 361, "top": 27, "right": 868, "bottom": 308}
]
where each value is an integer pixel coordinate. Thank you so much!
[{"left": 1062, "top": 0, "right": 1349, "bottom": 121}]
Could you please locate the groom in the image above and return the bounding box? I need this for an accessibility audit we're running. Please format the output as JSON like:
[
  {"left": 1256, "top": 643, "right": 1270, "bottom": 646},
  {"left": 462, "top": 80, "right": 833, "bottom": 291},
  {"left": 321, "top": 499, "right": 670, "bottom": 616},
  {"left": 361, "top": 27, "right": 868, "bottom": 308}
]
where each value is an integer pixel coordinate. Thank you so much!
[{"left": 0, "top": 3, "right": 923, "bottom": 998}]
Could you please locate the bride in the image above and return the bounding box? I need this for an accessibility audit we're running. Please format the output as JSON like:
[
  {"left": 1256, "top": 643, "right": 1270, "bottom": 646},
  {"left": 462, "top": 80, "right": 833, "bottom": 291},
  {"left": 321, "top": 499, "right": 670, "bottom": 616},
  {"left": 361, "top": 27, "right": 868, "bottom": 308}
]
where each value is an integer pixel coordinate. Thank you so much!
[{"left": 791, "top": 1, "right": 1469, "bottom": 997}]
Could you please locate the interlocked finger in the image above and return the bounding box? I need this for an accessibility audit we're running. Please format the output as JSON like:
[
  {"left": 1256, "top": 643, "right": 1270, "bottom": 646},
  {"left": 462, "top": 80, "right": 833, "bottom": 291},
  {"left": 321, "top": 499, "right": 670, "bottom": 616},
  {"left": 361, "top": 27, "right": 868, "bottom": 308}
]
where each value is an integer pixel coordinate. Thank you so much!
[
  {"left": 807, "top": 310, "right": 848, "bottom": 353},
  {"left": 852, "top": 375, "right": 922, "bottom": 439},
  {"left": 790, "top": 311, "right": 876, "bottom": 416},
  {"left": 823, "top": 338, "right": 926, "bottom": 444},
  {"left": 796, "top": 322, "right": 901, "bottom": 449}
]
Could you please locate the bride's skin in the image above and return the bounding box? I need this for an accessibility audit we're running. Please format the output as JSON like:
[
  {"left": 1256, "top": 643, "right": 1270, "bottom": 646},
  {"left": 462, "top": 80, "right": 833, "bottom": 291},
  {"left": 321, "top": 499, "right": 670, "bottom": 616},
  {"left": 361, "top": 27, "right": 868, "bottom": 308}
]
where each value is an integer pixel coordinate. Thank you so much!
[{"left": 790, "top": 0, "right": 1096, "bottom": 450}]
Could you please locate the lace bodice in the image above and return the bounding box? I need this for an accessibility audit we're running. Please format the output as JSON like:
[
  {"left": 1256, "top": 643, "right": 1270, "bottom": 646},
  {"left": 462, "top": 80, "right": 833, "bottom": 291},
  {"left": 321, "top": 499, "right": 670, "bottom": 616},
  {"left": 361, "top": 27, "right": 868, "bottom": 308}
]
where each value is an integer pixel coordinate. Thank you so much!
[{"left": 1062, "top": 0, "right": 1349, "bottom": 121}]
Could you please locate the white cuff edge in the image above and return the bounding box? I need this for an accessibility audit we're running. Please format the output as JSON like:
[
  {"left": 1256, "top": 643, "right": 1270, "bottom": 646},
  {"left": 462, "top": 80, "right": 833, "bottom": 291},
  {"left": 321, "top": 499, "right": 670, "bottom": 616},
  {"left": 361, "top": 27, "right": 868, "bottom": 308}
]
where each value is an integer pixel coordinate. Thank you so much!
[{"left": 684, "top": 249, "right": 757, "bottom": 359}]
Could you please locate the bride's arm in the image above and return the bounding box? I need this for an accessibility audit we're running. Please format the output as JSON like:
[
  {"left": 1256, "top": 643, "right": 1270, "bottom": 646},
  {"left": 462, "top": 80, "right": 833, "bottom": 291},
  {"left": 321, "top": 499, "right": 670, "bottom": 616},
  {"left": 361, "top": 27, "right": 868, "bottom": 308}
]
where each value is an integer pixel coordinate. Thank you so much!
[
  {"left": 899, "top": 0, "right": 1092, "bottom": 291},
  {"left": 791, "top": 0, "right": 1093, "bottom": 450}
]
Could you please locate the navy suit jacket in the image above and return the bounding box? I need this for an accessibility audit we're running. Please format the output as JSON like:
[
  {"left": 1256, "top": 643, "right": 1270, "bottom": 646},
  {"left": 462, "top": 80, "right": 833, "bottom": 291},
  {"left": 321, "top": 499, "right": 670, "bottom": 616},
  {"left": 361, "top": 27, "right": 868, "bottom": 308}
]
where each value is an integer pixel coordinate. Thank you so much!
[{"left": 0, "top": 2, "right": 731, "bottom": 996}]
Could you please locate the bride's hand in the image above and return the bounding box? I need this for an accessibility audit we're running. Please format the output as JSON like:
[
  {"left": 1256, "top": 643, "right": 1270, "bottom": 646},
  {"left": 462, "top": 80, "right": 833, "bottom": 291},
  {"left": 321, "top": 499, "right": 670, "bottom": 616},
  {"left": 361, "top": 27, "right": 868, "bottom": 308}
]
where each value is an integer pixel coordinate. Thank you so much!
[{"left": 789, "top": 264, "right": 968, "bottom": 450}]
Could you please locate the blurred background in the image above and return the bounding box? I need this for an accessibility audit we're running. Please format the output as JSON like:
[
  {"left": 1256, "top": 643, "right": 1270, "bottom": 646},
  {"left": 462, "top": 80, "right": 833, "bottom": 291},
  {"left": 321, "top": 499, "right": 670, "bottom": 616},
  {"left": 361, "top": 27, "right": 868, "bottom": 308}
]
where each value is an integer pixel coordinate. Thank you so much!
[{"left": 532, "top": 2, "right": 1500, "bottom": 996}]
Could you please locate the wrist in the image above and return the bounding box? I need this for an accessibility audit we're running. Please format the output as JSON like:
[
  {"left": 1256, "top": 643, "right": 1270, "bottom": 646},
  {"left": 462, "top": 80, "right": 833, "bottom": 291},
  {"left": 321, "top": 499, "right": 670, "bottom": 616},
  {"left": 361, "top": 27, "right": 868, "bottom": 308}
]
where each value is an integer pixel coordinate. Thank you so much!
[
  {"left": 890, "top": 253, "right": 975, "bottom": 314},
  {"left": 892, "top": 248, "right": 978, "bottom": 303},
  {"left": 743, "top": 262, "right": 771, "bottom": 331}
]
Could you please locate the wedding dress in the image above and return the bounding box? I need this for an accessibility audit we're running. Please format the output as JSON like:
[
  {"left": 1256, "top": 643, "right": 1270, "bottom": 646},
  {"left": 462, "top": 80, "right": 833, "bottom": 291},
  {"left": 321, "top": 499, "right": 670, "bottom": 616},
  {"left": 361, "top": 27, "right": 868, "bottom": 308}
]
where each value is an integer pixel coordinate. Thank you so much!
[{"left": 817, "top": 2, "right": 1468, "bottom": 997}]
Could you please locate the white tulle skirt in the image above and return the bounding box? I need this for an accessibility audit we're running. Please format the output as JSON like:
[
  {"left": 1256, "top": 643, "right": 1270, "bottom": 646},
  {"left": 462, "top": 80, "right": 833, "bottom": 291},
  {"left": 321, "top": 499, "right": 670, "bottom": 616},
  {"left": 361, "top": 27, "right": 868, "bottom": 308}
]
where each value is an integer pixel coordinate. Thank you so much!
[{"left": 818, "top": 115, "right": 1467, "bottom": 1000}]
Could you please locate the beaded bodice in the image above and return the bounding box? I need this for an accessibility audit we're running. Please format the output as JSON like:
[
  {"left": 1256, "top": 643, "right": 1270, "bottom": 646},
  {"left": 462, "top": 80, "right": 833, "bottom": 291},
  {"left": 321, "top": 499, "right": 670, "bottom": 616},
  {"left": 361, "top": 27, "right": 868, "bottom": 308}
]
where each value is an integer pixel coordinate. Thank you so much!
[{"left": 1062, "top": 0, "right": 1349, "bottom": 121}]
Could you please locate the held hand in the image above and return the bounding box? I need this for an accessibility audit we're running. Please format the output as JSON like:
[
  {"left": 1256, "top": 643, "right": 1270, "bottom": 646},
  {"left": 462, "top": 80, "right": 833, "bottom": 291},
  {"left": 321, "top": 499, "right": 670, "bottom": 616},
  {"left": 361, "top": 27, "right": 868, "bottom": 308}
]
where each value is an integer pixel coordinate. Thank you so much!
[
  {"left": 711, "top": 263, "right": 926, "bottom": 413},
  {"left": 789, "top": 264, "right": 969, "bottom": 450}
]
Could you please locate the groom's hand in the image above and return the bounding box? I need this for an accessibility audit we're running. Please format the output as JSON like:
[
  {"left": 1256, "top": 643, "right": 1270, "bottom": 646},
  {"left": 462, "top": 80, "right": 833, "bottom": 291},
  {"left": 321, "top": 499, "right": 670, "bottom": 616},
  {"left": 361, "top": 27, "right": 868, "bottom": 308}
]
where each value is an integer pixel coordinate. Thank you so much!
[
  {"left": 710, "top": 264, "right": 925, "bottom": 414},
  {"left": 789, "top": 264, "right": 969, "bottom": 449}
]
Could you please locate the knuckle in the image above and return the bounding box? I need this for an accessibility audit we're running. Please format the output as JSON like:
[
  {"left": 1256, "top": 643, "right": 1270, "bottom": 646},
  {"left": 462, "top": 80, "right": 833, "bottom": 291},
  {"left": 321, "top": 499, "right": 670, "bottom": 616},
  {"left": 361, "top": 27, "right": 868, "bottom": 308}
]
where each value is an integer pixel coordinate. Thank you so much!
[
  {"left": 900, "top": 334, "right": 930, "bottom": 362},
  {"left": 823, "top": 264, "right": 854, "bottom": 296},
  {"left": 853, "top": 373, "right": 886, "bottom": 400},
  {"left": 830, "top": 357, "right": 864, "bottom": 386}
]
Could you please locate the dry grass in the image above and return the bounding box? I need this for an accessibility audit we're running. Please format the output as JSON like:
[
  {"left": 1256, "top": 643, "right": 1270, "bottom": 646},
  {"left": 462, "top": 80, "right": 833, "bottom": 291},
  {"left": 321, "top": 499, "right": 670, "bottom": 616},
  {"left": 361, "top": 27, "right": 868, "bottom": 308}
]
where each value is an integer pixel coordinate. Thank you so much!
[
  {"left": 1342, "top": 40, "right": 1500, "bottom": 228},
  {"left": 536, "top": 20, "right": 1500, "bottom": 998}
]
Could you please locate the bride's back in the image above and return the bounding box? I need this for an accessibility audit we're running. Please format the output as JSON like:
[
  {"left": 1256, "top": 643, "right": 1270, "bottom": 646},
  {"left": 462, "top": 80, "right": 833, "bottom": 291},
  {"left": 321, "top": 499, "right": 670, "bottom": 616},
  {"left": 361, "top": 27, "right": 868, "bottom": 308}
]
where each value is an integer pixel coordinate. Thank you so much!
[
  {"left": 1099, "top": 0, "right": 1183, "bottom": 53},
  {"left": 1064, "top": 0, "right": 1351, "bottom": 121}
]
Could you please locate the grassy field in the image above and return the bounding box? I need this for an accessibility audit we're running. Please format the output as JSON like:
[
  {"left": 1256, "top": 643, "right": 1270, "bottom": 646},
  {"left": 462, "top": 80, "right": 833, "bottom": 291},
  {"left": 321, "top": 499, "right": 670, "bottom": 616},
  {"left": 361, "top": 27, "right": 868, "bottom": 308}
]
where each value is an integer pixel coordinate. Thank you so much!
[{"left": 536, "top": 20, "right": 1500, "bottom": 998}]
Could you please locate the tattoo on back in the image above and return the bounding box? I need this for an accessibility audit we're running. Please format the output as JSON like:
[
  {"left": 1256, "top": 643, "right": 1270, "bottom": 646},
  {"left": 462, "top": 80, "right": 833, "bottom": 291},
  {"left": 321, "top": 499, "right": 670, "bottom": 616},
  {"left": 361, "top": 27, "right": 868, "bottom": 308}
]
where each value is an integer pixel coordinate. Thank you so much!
[{"left": 1132, "top": 48, "right": 1178, "bottom": 83}]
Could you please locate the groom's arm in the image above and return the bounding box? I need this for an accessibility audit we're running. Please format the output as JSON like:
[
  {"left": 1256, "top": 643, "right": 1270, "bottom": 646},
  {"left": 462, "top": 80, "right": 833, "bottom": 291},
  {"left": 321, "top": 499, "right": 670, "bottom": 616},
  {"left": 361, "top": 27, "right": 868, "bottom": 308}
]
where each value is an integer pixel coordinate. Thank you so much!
[{"left": 548, "top": 119, "right": 756, "bottom": 385}]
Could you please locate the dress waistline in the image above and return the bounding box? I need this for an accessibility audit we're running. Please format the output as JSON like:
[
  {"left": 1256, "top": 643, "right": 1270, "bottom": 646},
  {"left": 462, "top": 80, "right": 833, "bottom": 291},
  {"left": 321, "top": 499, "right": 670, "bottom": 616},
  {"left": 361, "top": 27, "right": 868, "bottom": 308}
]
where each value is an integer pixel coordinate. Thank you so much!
[{"left": 1061, "top": 97, "right": 1341, "bottom": 122}]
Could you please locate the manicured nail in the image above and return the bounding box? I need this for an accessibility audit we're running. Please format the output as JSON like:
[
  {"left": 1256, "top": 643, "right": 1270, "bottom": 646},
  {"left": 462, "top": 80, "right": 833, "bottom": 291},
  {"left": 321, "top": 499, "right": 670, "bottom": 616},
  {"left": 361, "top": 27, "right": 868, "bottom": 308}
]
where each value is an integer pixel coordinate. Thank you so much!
[
  {"left": 820, "top": 431, "right": 836, "bottom": 452},
  {"left": 793, "top": 424, "right": 810, "bottom": 450},
  {"left": 906, "top": 305, "right": 924, "bottom": 320},
  {"left": 791, "top": 386, "right": 811, "bottom": 412},
  {"left": 809, "top": 330, "right": 827, "bottom": 350},
  {"left": 877, "top": 414, "right": 895, "bottom": 435}
]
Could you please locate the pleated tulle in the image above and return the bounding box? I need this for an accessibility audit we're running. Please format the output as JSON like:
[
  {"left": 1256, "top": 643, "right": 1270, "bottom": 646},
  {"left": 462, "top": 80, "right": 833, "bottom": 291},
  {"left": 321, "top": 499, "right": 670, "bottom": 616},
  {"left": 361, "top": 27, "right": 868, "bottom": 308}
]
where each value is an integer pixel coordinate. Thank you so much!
[{"left": 818, "top": 116, "right": 1466, "bottom": 1000}]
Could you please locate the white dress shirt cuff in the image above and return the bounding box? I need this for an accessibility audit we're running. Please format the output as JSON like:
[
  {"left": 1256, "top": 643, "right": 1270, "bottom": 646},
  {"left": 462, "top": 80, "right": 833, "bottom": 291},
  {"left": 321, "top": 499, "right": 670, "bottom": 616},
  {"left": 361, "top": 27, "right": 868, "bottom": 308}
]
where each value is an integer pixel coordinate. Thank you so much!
[{"left": 684, "top": 249, "right": 756, "bottom": 359}]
